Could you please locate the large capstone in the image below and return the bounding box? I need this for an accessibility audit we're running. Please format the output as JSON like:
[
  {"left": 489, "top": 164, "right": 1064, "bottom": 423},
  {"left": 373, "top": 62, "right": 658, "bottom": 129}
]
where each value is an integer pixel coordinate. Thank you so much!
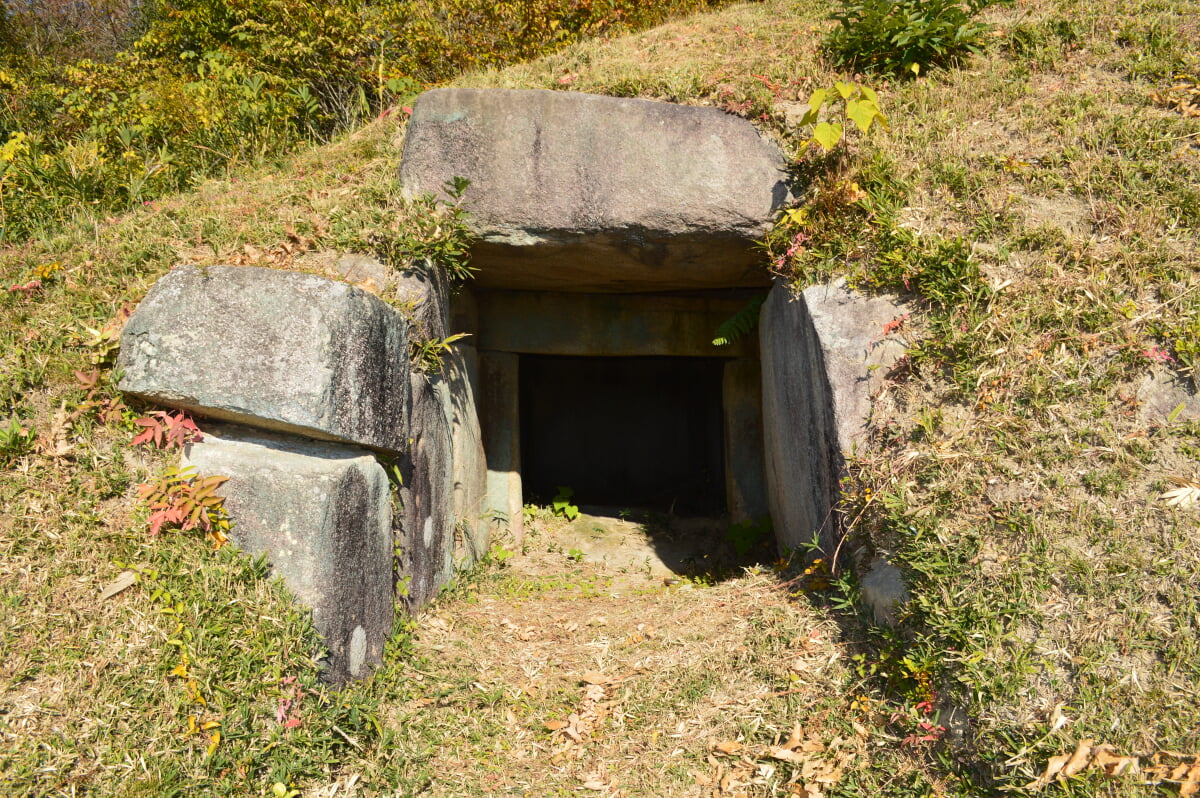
[
  {"left": 181, "top": 424, "right": 393, "bottom": 683},
  {"left": 399, "top": 88, "right": 791, "bottom": 292},
  {"left": 118, "top": 265, "right": 410, "bottom": 455}
]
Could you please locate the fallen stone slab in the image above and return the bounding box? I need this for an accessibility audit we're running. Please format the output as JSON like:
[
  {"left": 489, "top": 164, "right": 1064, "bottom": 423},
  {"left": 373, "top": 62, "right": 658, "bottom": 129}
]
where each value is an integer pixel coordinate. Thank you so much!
[
  {"left": 181, "top": 424, "right": 393, "bottom": 683},
  {"left": 399, "top": 88, "right": 791, "bottom": 292},
  {"left": 119, "top": 265, "right": 410, "bottom": 455},
  {"left": 759, "top": 278, "right": 909, "bottom": 554}
]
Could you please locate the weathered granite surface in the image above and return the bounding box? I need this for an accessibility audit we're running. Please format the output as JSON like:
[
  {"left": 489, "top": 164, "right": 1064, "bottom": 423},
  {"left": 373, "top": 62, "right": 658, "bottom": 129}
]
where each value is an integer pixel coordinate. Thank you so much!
[
  {"left": 399, "top": 88, "right": 791, "bottom": 292},
  {"left": 800, "top": 279, "right": 909, "bottom": 451},
  {"left": 182, "top": 424, "right": 393, "bottom": 683},
  {"left": 392, "top": 261, "right": 490, "bottom": 583},
  {"left": 478, "top": 350, "right": 523, "bottom": 543},
  {"left": 759, "top": 278, "right": 908, "bottom": 554},
  {"left": 445, "top": 344, "right": 489, "bottom": 566},
  {"left": 394, "top": 371, "right": 455, "bottom": 609},
  {"left": 119, "top": 265, "right": 410, "bottom": 455}
]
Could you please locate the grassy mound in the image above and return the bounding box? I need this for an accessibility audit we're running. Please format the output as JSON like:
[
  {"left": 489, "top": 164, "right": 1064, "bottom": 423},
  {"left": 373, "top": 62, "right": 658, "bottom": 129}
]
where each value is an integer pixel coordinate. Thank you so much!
[{"left": 2, "top": 0, "right": 1198, "bottom": 794}]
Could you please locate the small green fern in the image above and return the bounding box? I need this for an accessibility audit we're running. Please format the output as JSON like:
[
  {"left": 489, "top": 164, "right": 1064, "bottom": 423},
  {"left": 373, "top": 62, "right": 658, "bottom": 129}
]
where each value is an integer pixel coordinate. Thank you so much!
[{"left": 712, "top": 295, "right": 765, "bottom": 347}]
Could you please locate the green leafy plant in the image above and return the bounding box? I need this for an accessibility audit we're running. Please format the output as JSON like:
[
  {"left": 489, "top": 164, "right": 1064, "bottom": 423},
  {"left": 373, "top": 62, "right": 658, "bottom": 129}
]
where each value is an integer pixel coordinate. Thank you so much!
[
  {"left": 759, "top": 82, "right": 886, "bottom": 291},
  {"left": 347, "top": 176, "right": 477, "bottom": 287},
  {"left": 725, "top": 515, "right": 773, "bottom": 557},
  {"left": 552, "top": 486, "right": 580, "bottom": 521},
  {"left": 70, "top": 369, "right": 131, "bottom": 427},
  {"left": 795, "top": 81, "right": 888, "bottom": 152},
  {"left": 411, "top": 332, "right": 471, "bottom": 374},
  {"left": 136, "top": 465, "right": 231, "bottom": 547},
  {"left": 489, "top": 544, "right": 515, "bottom": 565},
  {"left": 77, "top": 303, "right": 134, "bottom": 367},
  {"left": 824, "top": 0, "right": 1010, "bottom": 78},
  {"left": 0, "top": 415, "right": 36, "bottom": 462},
  {"left": 712, "top": 295, "right": 765, "bottom": 347},
  {"left": 405, "top": 177, "right": 476, "bottom": 284}
]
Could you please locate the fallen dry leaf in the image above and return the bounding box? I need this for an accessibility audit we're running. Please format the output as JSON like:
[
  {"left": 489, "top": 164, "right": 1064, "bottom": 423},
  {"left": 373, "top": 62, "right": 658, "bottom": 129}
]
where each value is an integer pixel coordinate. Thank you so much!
[
  {"left": 1090, "top": 746, "right": 1138, "bottom": 777},
  {"left": 1027, "top": 743, "right": 1194, "bottom": 791},
  {"left": 768, "top": 747, "right": 810, "bottom": 764},
  {"left": 1181, "top": 761, "right": 1200, "bottom": 797},
  {"left": 562, "top": 713, "right": 585, "bottom": 742},
  {"left": 1027, "top": 753, "right": 1073, "bottom": 789},
  {"left": 99, "top": 570, "right": 138, "bottom": 600},
  {"left": 780, "top": 721, "right": 805, "bottom": 750},
  {"left": 788, "top": 784, "right": 824, "bottom": 798},
  {"left": 1160, "top": 478, "right": 1200, "bottom": 509},
  {"left": 1061, "top": 739, "right": 1094, "bottom": 779},
  {"left": 41, "top": 403, "right": 74, "bottom": 458}
]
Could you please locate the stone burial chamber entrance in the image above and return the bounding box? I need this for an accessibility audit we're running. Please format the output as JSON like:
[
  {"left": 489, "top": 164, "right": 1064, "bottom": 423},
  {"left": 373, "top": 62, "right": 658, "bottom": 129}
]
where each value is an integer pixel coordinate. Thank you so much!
[
  {"left": 398, "top": 88, "right": 791, "bottom": 541},
  {"left": 463, "top": 286, "right": 774, "bottom": 536},
  {"left": 116, "top": 87, "right": 910, "bottom": 682},
  {"left": 518, "top": 354, "right": 726, "bottom": 515}
]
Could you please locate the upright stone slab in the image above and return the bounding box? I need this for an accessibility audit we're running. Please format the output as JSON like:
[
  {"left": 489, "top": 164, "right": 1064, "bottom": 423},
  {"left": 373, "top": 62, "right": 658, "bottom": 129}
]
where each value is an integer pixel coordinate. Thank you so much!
[
  {"left": 395, "top": 372, "right": 455, "bottom": 609},
  {"left": 445, "top": 344, "right": 490, "bottom": 565},
  {"left": 759, "top": 279, "right": 908, "bottom": 554},
  {"left": 393, "top": 354, "right": 490, "bottom": 610},
  {"left": 391, "top": 262, "right": 490, "bottom": 581},
  {"left": 801, "top": 279, "right": 909, "bottom": 451},
  {"left": 119, "top": 265, "right": 410, "bottom": 454},
  {"left": 181, "top": 425, "right": 393, "bottom": 683},
  {"left": 723, "top": 359, "right": 769, "bottom": 524},
  {"left": 478, "top": 351, "right": 523, "bottom": 542},
  {"left": 400, "top": 88, "right": 791, "bottom": 292}
]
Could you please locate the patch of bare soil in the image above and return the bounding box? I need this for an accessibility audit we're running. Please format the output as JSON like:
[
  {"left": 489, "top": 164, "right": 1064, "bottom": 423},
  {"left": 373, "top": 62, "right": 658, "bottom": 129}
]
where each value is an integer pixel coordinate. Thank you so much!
[{"left": 395, "top": 514, "right": 857, "bottom": 797}]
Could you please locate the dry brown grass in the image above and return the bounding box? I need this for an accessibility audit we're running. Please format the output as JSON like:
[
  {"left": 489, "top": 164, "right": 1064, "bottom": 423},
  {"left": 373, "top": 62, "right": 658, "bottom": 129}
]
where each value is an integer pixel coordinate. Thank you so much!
[
  {"left": 2, "top": 0, "right": 1199, "bottom": 794},
  {"left": 391, "top": 515, "right": 857, "bottom": 797}
]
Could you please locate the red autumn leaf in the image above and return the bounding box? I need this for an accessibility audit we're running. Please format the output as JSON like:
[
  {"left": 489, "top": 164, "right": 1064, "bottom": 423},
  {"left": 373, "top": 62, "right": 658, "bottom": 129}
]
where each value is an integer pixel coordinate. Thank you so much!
[
  {"left": 132, "top": 417, "right": 164, "bottom": 447},
  {"left": 148, "top": 507, "right": 185, "bottom": 535}
]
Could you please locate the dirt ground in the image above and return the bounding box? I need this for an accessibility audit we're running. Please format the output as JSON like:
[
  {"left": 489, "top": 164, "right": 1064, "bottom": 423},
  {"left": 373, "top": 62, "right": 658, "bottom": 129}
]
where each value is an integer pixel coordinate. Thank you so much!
[{"left": 392, "top": 511, "right": 864, "bottom": 797}]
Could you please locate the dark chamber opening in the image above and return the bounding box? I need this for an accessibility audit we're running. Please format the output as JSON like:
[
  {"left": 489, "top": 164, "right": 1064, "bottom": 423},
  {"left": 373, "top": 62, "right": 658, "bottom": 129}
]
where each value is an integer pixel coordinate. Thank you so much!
[{"left": 520, "top": 355, "right": 726, "bottom": 515}]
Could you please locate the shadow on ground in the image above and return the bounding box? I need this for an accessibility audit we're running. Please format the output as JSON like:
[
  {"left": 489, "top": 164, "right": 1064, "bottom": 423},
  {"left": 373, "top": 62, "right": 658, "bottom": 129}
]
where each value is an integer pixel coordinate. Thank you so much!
[{"left": 525, "top": 505, "right": 776, "bottom": 585}]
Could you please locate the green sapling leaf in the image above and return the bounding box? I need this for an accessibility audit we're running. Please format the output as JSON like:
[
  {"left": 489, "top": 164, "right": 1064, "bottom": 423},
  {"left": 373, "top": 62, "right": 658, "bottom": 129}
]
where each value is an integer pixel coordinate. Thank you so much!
[
  {"left": 846, "top": 98, "right": 879, "bottom": 133},
  {"left": 812, "top": 121, "right": 843, "bottom": 151},
  {"left": 807, "top": 88, "right": 828, "bottom": 116}
]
